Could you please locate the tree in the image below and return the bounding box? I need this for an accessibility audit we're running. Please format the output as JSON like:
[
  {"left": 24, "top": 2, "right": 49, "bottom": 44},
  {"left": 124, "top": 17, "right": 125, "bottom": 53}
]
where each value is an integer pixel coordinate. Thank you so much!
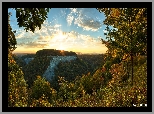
[
  {"left": 15, "top": 8, "right": 51, "bottom": 33},
  {"left": 8, "top": 13, "right": 17, "bottom": 53},
  {"left": 8, "top": 8, "right": 51, "bottom": 107},
  {"left": 8, "top": 52, "right": 28, "bottom": 107},
  {"left": 8, "top": 14, "right": 29, "bottom": 107},
  {"left": 23, "top": 56, "right": 51, "bottom": 87},
  {"left": 97, "top": 8, "right": 147, "bottom": 86},
  {"left": 29, "top": 76, "right": 56, "bottom": 104},
  {"left": 8, "top": 8, "right": 51, "bottom": 52}
]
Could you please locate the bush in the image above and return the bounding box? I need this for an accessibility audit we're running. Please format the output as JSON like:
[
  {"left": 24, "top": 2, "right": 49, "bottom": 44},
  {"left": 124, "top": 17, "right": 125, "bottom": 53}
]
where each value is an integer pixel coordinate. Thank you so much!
[
  {"left": 30, "top": 94, "right": 52, "bottom": 107},
  {"left": 8, "top": 53, "right": 28, "bottom": 107},
  {"left": 57, "top": 76, "right": 79, "bottom": 101},
  {"left": 29, "top": 76, "right": 57, "bottom": 104},
  {"left": 23, "top": 56, "right": 52, "bottom": 87}
]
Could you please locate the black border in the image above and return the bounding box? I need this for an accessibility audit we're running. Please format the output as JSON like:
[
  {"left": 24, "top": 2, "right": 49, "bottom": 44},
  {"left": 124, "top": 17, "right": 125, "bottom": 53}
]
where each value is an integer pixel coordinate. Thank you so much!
[{"left": 2, "top": 2, "right": 152, "bottom": 112}]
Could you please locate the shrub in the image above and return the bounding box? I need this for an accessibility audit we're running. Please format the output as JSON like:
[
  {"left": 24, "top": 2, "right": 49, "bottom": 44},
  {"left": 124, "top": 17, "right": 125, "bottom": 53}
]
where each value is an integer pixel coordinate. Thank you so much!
[
  {"left": 29, "top": 76, "right": 57, "bottom": 104},
  {"left": 30, "top": 94, "right": 52, "bottom": 107},
  {"left": 8, "top": 53, "right": 28, "bottom": 107}
]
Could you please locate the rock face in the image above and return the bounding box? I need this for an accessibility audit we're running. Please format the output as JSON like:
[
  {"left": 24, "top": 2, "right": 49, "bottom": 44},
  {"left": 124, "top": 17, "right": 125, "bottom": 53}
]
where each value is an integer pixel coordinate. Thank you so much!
[
  {"left": 43, "top": 56, "right": 77, "bottom": 81},
  {"left": 24, "top": 58, "right": 34, "bottom": 64},
  {"left": 21, "top": 49, "right": 77, "bottom": 82}
]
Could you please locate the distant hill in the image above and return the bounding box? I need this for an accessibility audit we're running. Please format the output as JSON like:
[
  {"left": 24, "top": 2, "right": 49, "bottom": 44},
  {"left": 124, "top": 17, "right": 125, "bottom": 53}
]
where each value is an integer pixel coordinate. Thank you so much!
[
  {"left": 14, "top": 49, "right": 104, "bottom": 89},
  {"left": 36, "top": 49, "right": 77, "bottom": 57},
  {"left": 14, "top": 49, "right": 77, "bottom": 87},
  {"left": 13, "top": 49, "right": 77, "bottom": 65}
]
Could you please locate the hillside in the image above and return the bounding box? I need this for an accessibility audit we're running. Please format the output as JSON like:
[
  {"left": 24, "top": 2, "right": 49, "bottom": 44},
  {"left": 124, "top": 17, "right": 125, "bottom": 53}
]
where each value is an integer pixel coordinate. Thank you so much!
[
  {"left": 12, "top": 49, "right": 147, "bottom": 107},
  {"left": 13, "top": 49, "right": 78, "bottom": 86},
  {"left": 14, "top": 49, "right": 104, "bottom": 89},
  {"left": 43, "top": 55, "right": 77, "bottom": 81}
]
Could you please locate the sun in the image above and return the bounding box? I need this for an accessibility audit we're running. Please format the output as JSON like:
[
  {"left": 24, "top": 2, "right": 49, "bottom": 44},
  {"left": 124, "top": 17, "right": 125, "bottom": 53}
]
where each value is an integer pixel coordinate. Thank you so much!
[
  {"left": 57, "top": 45, "right": 66, "bottom": 51},
  {"left": 53, "top": 31, "right": 67, "bottom": 41}
]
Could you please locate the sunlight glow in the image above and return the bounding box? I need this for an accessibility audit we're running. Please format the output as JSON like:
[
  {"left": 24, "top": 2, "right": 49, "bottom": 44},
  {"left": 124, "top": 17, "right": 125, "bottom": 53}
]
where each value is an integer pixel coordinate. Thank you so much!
[
  {"left": 53, "top": 31, "right": 67, "bottom": 41},
  {"left": 57, "top": 45, "right": 66, "bottom": 51}
]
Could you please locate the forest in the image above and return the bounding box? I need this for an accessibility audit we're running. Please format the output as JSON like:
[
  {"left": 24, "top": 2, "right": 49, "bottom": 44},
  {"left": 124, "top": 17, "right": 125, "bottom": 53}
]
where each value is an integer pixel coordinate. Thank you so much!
[{"left": 8, "top": 8, "right": 147, "bottom": 107}]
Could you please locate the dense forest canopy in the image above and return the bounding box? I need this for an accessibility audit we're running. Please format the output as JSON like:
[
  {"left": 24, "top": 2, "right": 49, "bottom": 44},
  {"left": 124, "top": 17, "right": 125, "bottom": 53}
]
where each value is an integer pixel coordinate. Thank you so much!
[{"left": 36, "top": 49, "right": 77, "bottom": 56}]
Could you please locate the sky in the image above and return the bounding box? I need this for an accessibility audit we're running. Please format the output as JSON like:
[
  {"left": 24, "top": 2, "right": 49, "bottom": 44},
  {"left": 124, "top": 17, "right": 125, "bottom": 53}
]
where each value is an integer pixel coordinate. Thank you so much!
[{"left": 8, "top": 8, "right": 109, "bottom": 54}]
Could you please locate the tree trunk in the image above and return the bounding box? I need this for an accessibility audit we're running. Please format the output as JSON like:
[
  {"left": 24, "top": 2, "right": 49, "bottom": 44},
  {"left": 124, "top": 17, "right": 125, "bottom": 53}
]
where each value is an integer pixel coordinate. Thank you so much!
[
  {"left": 131, "top": 54, "right": 133, "bottom": 86},
  {"left": 129, "top": 8, "right": 133, "bottom": 86}
]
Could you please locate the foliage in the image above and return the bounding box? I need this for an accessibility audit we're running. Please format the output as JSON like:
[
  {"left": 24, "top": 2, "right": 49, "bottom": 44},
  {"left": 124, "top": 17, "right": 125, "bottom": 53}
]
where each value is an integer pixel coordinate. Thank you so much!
[
  {"left": 54, "top": 58, "right": 88, "bottom": 81},
  {"left": 80, "top": 70, "right": 104, "bottom": 94},
  {"left": 30, "top": 94, "right": 52, "bottom": 107},
  {"left": 20, "top": 54, "right": 36, "bottom": 60},
  {"left": 8, "top": 13, "right": 17, "bottom": 52},
  {"left": 12, "top": 54, "right": 27, "bottom": 70},
  {"left": 8, "top": 53, "right": 28, "bottom": 107},
  {"left": 14, "top": 8, "right": 51, "bottom": 33},
  {"left": 52, "top": 55, "right": 104, "bottom": 90},
  {"left": 77, "top": 54, "right": 104, "bottom": 75},
  {"left": 8, "top": 53, "right": 147, "bottom": 107},
  {"left": 51, "top": 58, "right": 87, "bottom": 90},
  {"left": 57, "top": 76, "right": 79, "bottom": 101},
  {"left": 97, "top": 8, "right": 147, "bottom": 86},
  {"left": 23, "top": 56, "right": 52, "bottom": 87},
  {"left": 8, "top": 13, "right": 28, "bottom": 107},
  {"left": 92, "top": 69, "right": 105, "bottom": 90},
  {"left": 80, "top": 73, "right": 94, "bottom": 94},
  {"left": 97, "top": 8, "right": 147, "bottom": 62},
  {"left": 36, "top": 49, "right": 77, "bottom": 57},
  {"left": 55, "top": 58, "right": 147, "bottom": 107},
  {"left": 29, "top": 76, "right": 57, "bottom": 105},
  {"left": 8, "top": 8, "right": 51, "bottom": 107},
  {"left": 8, "top": 8, "right": 147, "bottom": 107}
]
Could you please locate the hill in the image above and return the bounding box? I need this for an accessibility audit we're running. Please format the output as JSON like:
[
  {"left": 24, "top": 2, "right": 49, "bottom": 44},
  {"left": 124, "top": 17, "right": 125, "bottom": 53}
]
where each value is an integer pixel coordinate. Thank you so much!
[
  {"left": 35, "top": 49, "right": 77, "bottom": 57},
  {"left": 14, "top": 49, "right": 104, "bottom": 89}
]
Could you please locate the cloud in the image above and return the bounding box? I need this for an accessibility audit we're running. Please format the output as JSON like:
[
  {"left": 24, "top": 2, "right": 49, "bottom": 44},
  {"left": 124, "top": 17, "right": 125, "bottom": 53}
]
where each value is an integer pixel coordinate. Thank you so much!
[
  {"left": 18, "top": 41, "right": 48, "bottom": 48},
  {"left": 47, "top": 30, "right": 107, "bottom": 52},
  {"left": 66, "top": 8, "right": 79, "bottom": 26},
  {"left": 14, "top": 22, "right": 63, "bottom": 50},
  {"left": 68, "top": 8, "right": 102, "bottom": 31},
  {"left": 70, "top": 8, "right": 77, "bottom": 13},
  {"left": 15, "top": 29, "right": 107, "bottom": 53},
  {"left": 74, "top": 18, "right": 102, "bottom": 31},
  {"left": 15, "top": 31, "right": 26, "bottom": 39},
  {"left": 26, "top": 42, "right": 48, "bottom": 48},
  {"left": 13, "top": 8, "right": 107, "bottom": 53},
  {"left": 37, "top": 36, "right": 44, "bottom": 40},
  {"left": 67, "top": 14, "right": 74, "bottom": 26},
  {"left": 54, "top": 24, "right": 61, "bottom": 28}
]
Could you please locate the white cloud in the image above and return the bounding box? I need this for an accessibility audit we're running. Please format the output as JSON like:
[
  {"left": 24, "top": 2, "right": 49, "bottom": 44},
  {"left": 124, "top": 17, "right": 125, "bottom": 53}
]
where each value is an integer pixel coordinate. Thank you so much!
[
  {"left": 13, "top": 8, "right": 107, "bottom": 53},
  {"left": 14, "top": 22, "right": 62, "bottom": 49},
  {"left": 47, "top": 30, "right": 107, "bottom": 52},
  {"left": 70, "top": 8, "right": 77, "bottom": 13},
  {"left": 25, "top": 42, "right": 48, "bottom": 48},
  {"left": 66, "top": 14, "right": 74, "bottom": 26},
  {"left": 54, "top": 24, "right": 61, "bottom": 28},
  {"left": 74, "top": 18, "right": 102, "bottom": 31},
  {"left": 15, "top": 28, "right": 107, "bottom": 53},
  {"left": 16, "top": 32, "right": 25, "bottom": 39},
  {"left": 68, "top": 8, "right": 102, "bottom": 31}
]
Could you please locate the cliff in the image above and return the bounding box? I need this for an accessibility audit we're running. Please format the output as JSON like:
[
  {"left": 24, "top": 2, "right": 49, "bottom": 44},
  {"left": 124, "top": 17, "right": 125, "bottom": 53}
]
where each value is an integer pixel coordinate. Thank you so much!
[
  {"left": 21, "top": 49, "right": 78, "bottom": 86},
  {"left": 43, "top": 56, "right": 77, "bottom": 81}
]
